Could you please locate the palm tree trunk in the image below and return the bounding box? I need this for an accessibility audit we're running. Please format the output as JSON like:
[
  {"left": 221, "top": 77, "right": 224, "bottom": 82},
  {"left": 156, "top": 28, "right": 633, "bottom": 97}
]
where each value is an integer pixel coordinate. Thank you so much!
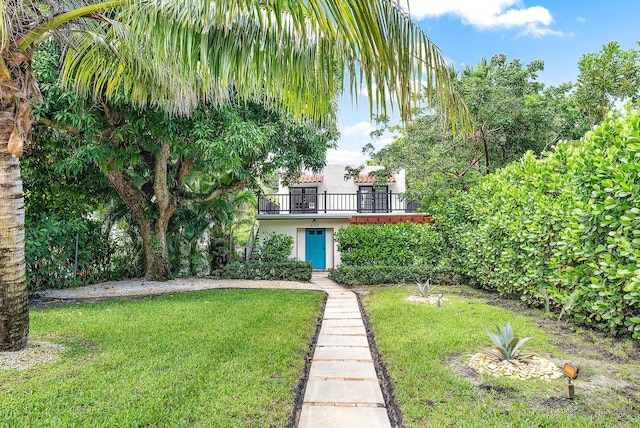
[
  {"left": 0, "top": 106, "right": 29, "bottom": 351},
  {"left": 0, "top": 43, "right": 34, "bottom": 350}
]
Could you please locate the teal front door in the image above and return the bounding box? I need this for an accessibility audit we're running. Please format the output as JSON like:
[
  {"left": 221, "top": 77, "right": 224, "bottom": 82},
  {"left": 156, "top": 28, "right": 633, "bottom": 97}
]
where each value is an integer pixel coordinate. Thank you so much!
[{"left": 305, "top": 228, "right": 326, "bottom": 269}]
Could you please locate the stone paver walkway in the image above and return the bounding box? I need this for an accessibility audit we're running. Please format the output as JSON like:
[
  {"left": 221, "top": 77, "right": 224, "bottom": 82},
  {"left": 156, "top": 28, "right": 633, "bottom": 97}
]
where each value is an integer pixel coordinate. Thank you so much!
[{"left": 298, "top": 273, "right": 391, "bottom": 428}]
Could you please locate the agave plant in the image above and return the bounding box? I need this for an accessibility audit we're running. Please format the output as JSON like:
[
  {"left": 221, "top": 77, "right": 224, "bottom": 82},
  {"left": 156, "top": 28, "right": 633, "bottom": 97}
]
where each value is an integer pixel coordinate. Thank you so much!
[
  {"left": 416, "top": 279, "right": 437, "bottom": 297},
  {"left": 480, "top": 322, "right": 535, "bottom": 361}
]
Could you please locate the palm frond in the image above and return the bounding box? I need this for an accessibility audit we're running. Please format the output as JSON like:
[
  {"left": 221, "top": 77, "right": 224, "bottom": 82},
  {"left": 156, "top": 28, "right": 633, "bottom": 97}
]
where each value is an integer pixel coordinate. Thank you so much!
[
  {"left": 0, "top": 1, "right": 8, "bottom": 54},
  {"left": 19, "top": 0, "right": 470, "bottom": 131},
  {"left": 58, "top": 0, "right": 467, "bottom": 130}
]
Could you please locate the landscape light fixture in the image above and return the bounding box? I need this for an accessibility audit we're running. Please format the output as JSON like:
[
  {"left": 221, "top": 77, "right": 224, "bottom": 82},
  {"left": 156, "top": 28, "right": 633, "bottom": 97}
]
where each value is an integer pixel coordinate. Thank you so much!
[{"left": 563, "top": 362, "right": 579, "bottom": 399}]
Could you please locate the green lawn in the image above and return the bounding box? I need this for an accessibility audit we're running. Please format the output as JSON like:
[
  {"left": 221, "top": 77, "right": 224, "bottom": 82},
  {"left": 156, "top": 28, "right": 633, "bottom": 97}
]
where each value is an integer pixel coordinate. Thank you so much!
[
  {"left": 360, "top": 286, "right": 640, "bottom": 428},
  {"left": 0, "top": 289, "right": 324, "bottom": 427}
]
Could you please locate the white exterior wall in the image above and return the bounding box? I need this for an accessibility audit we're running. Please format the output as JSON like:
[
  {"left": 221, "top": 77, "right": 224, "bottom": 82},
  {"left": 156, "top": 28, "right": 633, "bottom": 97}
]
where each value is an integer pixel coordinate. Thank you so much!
[{"left": 258, "top": 216, "right": 351, "bottom": 269}]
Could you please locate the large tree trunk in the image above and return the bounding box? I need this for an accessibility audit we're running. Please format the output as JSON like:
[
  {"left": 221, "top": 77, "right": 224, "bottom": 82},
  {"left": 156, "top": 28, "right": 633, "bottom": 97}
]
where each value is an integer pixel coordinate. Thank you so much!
[
  {"left": 104, "top": 142, "right": 176, "bottom": 281},
  {"left": 139, "top": 221, "right": 172, "bottom": 281},
  {"left": 105, "top": 167, "right": 172, "bottom": 281}
]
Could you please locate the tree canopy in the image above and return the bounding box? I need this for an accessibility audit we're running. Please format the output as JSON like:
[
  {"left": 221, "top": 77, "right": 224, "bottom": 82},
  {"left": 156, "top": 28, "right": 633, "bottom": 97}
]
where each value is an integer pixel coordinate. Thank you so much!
[
  {"left": 575, "top": 41, "right": 640, "bottom": 128},
  {"left": 371, "top": 54, "right": 591, "bottom": 209}
]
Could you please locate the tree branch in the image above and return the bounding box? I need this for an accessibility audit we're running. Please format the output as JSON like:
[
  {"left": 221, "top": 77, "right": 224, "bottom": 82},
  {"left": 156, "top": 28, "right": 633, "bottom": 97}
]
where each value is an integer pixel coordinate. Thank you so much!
[
  {"left": 103, "top": 157, "right": 151, "bottom": 229},
  {"left": 177, "top": 177, "right": 252, "bottom": 202},
  {"left": 204, "top": 177, "right": 251, "bottom": 201},
  {"left": 153, "top": 142, "right": 175, "bottom": 216},
  {"left": 38, "top": 117, "right": 80, "bottom": 135}
]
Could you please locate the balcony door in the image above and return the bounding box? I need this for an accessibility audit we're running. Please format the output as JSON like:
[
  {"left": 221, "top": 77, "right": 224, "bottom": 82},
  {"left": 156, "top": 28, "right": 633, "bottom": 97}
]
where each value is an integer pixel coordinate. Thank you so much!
[
  {"left": 291, "top": 187, "right": 318, "bottom": 213},
  {"left": 358, "top": 186, "right": 388, "bottom": 213}
]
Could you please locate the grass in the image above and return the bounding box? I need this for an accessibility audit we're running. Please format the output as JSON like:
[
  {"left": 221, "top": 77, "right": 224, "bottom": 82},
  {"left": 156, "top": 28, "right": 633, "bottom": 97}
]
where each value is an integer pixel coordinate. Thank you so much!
[
  {"left": 360, "top": 286, "right": 640, "bottom": 428},
  {"left": 0, "top": 289, "right": 324, "bottom": 427}
]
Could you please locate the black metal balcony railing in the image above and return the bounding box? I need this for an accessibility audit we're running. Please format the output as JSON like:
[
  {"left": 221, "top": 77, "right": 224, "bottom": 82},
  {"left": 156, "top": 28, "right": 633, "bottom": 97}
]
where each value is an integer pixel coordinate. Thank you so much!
[{"left": 258, "top": 192, "right": 418, "bottom": 214}]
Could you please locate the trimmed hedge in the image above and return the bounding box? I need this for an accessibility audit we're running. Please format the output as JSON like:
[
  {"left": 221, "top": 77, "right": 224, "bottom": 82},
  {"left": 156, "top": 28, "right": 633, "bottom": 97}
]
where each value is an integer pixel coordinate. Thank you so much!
[
  {"left": 329, "top": 265, "right": 435, "bottom": 286},
  {"left": 218, "top": 261, "right": 312, "bottom": 282},
  {"left": 435, "top": 109, "right": 640, "bottom": 338},
  {"left": 331, "top": 223, "right": 446, "bottom": 286},
  {"left": 335, "top": 223, "right": 445, "bottom": 266}
]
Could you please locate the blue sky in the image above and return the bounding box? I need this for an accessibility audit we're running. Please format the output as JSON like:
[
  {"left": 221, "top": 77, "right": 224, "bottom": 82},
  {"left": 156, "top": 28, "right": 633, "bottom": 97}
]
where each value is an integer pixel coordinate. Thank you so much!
[{"left": 328, "top": 0, "right": 640, "bottom": 164}]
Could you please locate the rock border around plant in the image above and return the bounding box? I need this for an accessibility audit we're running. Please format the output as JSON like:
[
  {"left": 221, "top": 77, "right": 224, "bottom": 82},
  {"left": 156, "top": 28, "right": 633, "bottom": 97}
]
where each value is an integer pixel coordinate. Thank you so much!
[{"left": 467, "top": 352, "right": 563, "bottom": 380}]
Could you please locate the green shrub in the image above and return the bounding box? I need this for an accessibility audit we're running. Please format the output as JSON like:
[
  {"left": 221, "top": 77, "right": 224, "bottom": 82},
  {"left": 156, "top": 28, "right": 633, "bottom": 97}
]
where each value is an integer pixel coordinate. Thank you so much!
[
  {"left": 25, "top": 214, "right": 134, "bottom": 292},
  {"left": 218, "top": 261, "right": 312, "bottom": 282},
  {"left": 433, "top": 108, "right": 640, "bottom": 338},
  {"left": 335, "top": 223, "right": 445, "bottom": 267},
  {"left": 256, "top": 232, "right": 294, "bottom": 263},
  {"left": 329, "top": 265, "right": 437, "bottom": 286}
]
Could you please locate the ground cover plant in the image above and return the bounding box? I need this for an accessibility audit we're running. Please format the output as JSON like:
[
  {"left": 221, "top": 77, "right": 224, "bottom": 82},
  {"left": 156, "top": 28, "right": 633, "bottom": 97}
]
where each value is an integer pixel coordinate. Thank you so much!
[
  {"left": 360, "top": 286, "right": 640, "bottom": 427},
  {"left": 0, "top": 289, "right": 323, "bottom": 427}
]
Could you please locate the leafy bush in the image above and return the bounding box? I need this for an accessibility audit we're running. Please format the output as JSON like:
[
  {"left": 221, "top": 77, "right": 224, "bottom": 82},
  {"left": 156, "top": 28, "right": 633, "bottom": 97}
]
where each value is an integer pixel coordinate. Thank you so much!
[
  {"left": 433, "top": 109, "right": 640, "bottom": 338},
  {"left": 335, "top": 223, "right": 445, "bottom": 267},
  {"left": 331, "top": 223, "right": 448, "bottom": 286},
  {"left": 329, "top": 265, "right": 437, "bottom": 286},
  {"left": 25, "top": 214, "right": 134, "bottom": 292},
  {"left": 218, "top": 261, "right": 312, "bottom": 282},
  {"left": 256, "top": 232, "right": 294, "bottom": 263}
]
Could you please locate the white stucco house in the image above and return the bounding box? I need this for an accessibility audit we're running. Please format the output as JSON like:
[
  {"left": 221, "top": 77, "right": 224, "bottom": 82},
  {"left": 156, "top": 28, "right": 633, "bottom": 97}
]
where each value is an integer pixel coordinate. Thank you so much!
[{"left": 254, "top": 164, "right": 430, "bottom": 270}]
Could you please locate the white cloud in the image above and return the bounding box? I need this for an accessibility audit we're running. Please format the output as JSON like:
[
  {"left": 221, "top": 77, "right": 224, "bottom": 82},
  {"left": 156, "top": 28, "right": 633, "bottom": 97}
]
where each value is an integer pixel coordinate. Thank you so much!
[
  {"left": 333, "top": 121, "right": 396, "bottom": 165},
  {"left": 341, "top": 121, "right": 375, "bottom": 138},
  {"left": 576, "top": 16, "right": 586, "bottom": 23},
  {"left": 326, "top": 147, "right": 367, "bottom": 164},
  {"left": 518, "top": 23, "right": 563, "bottom": 38},
  {"left": 401, "top": 0, "right": 561, "bottom": 35}
]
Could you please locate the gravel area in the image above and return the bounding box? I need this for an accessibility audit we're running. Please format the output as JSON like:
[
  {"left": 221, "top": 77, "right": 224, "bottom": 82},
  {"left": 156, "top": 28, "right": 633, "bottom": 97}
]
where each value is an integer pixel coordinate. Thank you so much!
[
  {"left": 0, "top": 341, "right": 66, "bottom": 370},
  {"left": 467, "top": 352, "right": 564, "bottom": 380},
  {"left": 36, "top": 277, "right": 323, "bottom": 300}
]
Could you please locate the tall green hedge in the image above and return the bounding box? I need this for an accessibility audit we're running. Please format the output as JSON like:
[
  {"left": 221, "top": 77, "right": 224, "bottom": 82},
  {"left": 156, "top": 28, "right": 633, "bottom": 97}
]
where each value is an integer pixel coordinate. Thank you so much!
[
  {"left": 435, "top": 109, "right": 640, "bottom": 338},
  {"left": 330, "top": 223, "right": 446, "bottom": 285},
  {"left": 335, "top": 223, "right": 444, "bottom": 266}
]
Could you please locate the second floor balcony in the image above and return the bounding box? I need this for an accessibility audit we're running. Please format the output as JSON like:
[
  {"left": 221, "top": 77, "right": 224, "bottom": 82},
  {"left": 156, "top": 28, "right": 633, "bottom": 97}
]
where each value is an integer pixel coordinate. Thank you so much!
[{"left": 258, "top": 191, "right": 418, "bottom": 215}]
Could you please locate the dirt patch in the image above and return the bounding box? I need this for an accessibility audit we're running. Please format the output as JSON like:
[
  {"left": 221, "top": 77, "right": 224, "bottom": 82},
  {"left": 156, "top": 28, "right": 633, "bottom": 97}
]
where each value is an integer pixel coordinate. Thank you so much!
[
  {"left": 476, "top": 383, "right": 518, "bottom": 395},
  {"left": 539, "top": 396, "right": 578, "bottom": 409},
  {"left": 444, "top": 353, "right": 482, "bottom": 386},
  {"left": 0, "top": 341, "right": 66, "bottom": 370}
]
